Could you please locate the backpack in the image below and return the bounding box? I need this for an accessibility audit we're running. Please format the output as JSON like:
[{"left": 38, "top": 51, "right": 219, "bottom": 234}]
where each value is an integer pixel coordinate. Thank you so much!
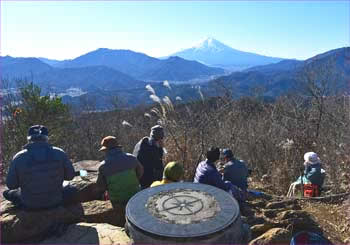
[
  {"left": 290, "top": 231, "right": 332, "bottom": 245},
  {"left": 303, "top": 184, "right": 320, "bottom": 197}
]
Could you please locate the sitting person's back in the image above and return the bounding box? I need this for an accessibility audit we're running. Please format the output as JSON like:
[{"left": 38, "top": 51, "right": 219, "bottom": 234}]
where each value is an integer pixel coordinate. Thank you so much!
[
  {"left": 96, "top": 136, "right": 144, "bottom": 206},
  {"left": 304, "top": 152, "right": 324, "bottom": 187},
  {"left": 194, "top": 147, "right": 230, "bottom": 191},
  {"left": 4, "top": 125, "right": 75, "bottom": 210},
  {"left": 287, "top": 152, "right": 325, "bottom": 197},
  {"left": 151, "top": 161, "right": 184, "bottom": 187},
  {"left": 221, "top": 149, "right": 248, "bottom": 191}
]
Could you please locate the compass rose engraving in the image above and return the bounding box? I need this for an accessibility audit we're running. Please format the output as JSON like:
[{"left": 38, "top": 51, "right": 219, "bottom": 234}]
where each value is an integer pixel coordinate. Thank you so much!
[{"left": 161, "top": 195, "right": 204, "bottom": 215}]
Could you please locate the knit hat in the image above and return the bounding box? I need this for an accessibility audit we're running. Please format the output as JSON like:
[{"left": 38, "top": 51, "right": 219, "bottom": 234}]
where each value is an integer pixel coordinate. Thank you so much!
[
  {"left": 163, "top": 161, "right": 184, "bottom": 182},
  {"left": 99, "top": 136, "right": 121, "bottom": 151},
  {"left": 150, "top": 125, "right": 164, "bottom": 140},
  {"left": 304, "top": 152, "right": 320, "bottom": 164},
  {"left": 206, "top": 147, "right": 220, "bottom": 162},
  {"left": 221, "top": 149, "right": 233, "bottom": 159},
  {"left": 27, "top": 125, "right": 49, "bottom": 141}
]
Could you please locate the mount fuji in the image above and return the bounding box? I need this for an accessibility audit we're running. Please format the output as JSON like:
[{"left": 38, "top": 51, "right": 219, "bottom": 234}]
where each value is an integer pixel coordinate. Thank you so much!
[{"left": 167, "top": 37, "right": 284, "bottom": 71}]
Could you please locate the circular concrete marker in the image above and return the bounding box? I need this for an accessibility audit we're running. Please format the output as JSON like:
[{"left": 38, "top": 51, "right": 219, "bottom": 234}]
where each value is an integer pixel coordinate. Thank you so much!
[{"left": 126, "top": 182, "right": 240, "bottom": 238}]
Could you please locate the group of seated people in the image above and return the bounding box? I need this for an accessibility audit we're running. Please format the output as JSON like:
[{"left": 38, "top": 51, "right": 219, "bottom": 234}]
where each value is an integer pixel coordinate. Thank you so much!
[{"left": 3, "top": 124, "right": 325, "bottom": 222}]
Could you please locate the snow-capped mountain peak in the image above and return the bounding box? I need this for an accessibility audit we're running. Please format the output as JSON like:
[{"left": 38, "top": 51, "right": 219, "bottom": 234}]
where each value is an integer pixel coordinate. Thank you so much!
[
  {"left": 192, "top": 37, "right": 228, "bottom": 52},
  {"left": 169, "top": 37, "right": 284, "bottom": 70}
]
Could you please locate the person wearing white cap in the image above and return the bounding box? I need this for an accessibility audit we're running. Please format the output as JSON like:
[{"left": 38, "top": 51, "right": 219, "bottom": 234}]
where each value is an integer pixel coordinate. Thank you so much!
[
  {"left": 287, "top": 152, "right": 325, "bottom": 197},
  {"left": 303, "top": 152, "right": 324, "bottom": 187}
]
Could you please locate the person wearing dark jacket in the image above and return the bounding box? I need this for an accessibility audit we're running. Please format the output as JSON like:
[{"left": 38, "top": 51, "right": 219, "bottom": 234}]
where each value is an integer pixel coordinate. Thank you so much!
[
  {"left": 3, "top": 125, "right": 76, "bottom": 210},
  {"left": 194, "top": 147, "right": 231, "bottom": 191},
  {"left": 133, "top": 125, "right": 165, "bottom": 189},
  {"left": 221, "top": 149, "right": 249, "bottom": 191}
]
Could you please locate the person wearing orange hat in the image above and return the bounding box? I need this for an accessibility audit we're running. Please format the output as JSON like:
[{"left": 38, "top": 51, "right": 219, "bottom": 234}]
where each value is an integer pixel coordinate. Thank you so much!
[{"left": 95, "top": 136, "right": 143, "bottom": 226}]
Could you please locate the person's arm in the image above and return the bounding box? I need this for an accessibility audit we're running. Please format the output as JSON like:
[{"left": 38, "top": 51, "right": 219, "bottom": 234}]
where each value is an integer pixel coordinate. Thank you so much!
[
  {"left": 95, "top": 165, "right": 108, "bottom": 198},
  {"left": 133, "top": 141, "right": 142, "bottom": 159},
  {"left": 135, "top": 160, "right": 144, "bottom": 180},
  {"left": 62, "top": 153, "right": 75, "bottom": 181},
  {"left": 222, "top": 165, "right": 230, "bottom": 181},
  {"left": 152, "top": 147, "right": 164, "bottom": 181},
  {"left": 6, "top": 158, "right": 19, "bottom": 189},
  {"left": 242, "top": 163, "right": 249, "bottom": 191},
  {"left": 211, "top": 171, "right": 231, "bottom": 192}
]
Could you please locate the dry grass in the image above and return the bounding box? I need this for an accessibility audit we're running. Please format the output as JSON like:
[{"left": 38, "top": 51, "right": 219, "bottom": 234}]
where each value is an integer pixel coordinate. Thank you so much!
[{"left": 301, "top": 201, "right": 350, "bottom": 244}]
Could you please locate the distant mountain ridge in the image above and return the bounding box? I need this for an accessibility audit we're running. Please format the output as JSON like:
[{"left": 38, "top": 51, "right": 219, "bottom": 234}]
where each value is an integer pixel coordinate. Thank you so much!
[
  {"left": 55, "top": 48, "right": 225, "bottom": 81},
  {"left": 1, "top": 48, "right": 225, "bottom": 90},
  {"left": 1, "top": 56, "right": 53, "bottom": 79},
  {"left": 1, "top": 46, "right": 348, "bottom": 109},
  {"left": 168, "top": 37, "right": 284, "bottom": 70}
]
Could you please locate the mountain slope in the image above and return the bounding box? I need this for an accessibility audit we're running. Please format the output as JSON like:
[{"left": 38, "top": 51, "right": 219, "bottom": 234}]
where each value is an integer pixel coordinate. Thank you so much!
[
  {"left": 38, "top": 57, "right": 63, "bottom": 67},
  {"left": 59, "top": 48, "right": 161, "bottom": 79},
  {"left": 142, "top": 56, "right": 225, "bottom": 81},
  {"left": 209, "top": 47, "right": 350, "bottom": 97},
  {"left": 169, "top": 37, "right": 284, "bottom": 70},
  {"left": 245, "top": 59, "right": 304, "bottom": 74},
  {"left": 35, "top": 66, "right": 145, "bottom": 91}
]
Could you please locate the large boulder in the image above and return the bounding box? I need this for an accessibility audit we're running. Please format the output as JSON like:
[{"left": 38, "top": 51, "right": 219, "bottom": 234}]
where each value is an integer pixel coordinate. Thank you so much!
[
  {"left": 81, "top": 200, "right": 123, "bottom": 226},
  {"left": 1, "top": 199, "right": 124, "bottom": 243},
  {"left": 250, "top": 223, "right": 278, "bottom": 239},
  {"left": 1, "top": 199, "right": 122, "bottom": 243},
  {"left": 40, "top": 222, "right": 132, "bottom": 244},
  {"left": 265, "top": 199, "right": 299, "bottom": 209},
  {"left": 69, "top": 160, "right": 101, "bottom": 190},
  {"left": 0, "top": 160, "right": 126, "bottom": 244},
  {"left": 249, "top": 228, "right": 291, "bottom": 245},
  {"left": 1, "top": 199, "right": 83, "bottom": 243},
  {"left": 41, "top": 223, "right": 132, "bottom": 245}
]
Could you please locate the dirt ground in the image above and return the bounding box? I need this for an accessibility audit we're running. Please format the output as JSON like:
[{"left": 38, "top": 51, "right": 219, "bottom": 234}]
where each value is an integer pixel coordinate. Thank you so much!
[{"left": 248, "top": 177, "right": 350, "bottom": 244}]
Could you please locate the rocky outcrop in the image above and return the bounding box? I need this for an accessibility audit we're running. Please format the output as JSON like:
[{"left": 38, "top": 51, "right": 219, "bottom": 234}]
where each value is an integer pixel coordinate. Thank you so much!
[
  {"left": 249, "top": 228, "right": 291, "bottom": 245},
  {"left": 40, "top": 222, "right": 132, "bottom": 244},
  {"left": 1, "top": 199, "right": 83, "bottom": 243},
  {"left": 0, "top": 160, "right": 124, "bottom": 244},
  {"left": 0, "top": 199, "right": 123, "bottom": 244},
  {"left": 244, "top": 194, "right": 323, "bottom": 242}
]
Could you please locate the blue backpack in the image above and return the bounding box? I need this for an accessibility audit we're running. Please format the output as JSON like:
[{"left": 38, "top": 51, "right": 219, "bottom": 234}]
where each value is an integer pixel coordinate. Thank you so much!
[{"left": 290, "top": 231, "right": 332, "bottom": 245}]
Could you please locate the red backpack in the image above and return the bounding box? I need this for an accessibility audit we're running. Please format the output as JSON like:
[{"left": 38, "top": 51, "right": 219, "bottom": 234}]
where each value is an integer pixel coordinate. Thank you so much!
[{"left": 303, "top": 184, "right": 319, "bottom": 197}]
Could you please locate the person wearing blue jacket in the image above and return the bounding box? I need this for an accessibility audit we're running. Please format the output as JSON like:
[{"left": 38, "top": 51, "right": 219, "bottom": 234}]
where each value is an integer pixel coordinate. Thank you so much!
[
  {"left": 221, "top": 149, "right": 249, "bottom": 191},
  {"left": 194, "top": 147, "right": 231, "bottom": 191},
  {"left": 3, "top": 125, "right": 77, "bottom": 210}
]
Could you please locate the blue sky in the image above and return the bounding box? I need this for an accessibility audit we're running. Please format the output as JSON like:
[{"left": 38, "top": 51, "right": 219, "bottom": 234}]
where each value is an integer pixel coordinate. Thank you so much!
[{"left": 1, "top": 1, "right": 349, "bottom": 60}]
